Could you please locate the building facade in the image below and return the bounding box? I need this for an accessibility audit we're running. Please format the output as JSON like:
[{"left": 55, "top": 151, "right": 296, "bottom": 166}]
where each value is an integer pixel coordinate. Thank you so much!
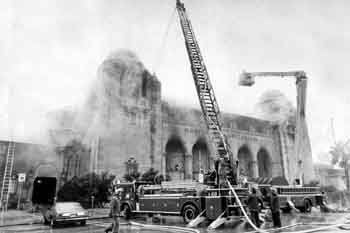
[
  {"left": 67, "top": 50, "right": 315, "bottom": 184},
  {"left": 1, "top": 50, "right": 314, "bottom": 189}
]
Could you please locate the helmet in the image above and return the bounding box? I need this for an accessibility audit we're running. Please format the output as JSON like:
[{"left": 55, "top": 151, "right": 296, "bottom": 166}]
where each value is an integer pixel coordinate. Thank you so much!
[{"left": 114, "top": 188, "right": 123, "bottom": 195}]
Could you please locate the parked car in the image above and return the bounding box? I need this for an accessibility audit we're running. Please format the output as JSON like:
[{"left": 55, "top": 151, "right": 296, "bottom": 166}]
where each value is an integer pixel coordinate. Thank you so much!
[{"left": 44, "top": 202, "right": 89, "bottom": 226}]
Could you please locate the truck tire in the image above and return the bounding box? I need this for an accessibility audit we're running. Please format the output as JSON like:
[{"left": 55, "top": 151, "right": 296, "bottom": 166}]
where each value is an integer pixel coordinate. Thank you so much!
[
  {"left": 182, "top": 204, "right": 198, "bottom": 224},
  {"left": 122, "top": 204, "right": 132, "bottom": 220},
  {"left": 304, "top": 200, "right": 312, "bottom": 213},
  {"left": 80, "top": 220, "right": 86, "bottom": 226}
]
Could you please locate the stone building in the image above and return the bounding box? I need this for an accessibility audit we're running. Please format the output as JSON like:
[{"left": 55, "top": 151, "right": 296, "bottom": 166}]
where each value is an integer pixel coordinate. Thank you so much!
[
  {"left": 314, "top": 163, "right": 348, "bottom": 190},
  {"left": 48, "top": 50, "right": 314, "bottom": 185}
]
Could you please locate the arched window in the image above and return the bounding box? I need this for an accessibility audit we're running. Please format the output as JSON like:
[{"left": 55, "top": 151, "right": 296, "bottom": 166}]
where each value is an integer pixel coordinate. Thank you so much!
[{"left": 141, "top": 71, "right": 148, "bottom": 97}]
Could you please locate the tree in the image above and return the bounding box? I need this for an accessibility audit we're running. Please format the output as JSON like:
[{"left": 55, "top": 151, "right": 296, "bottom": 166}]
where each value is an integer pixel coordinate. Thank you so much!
[
  {"left": 123, "top": 171, "right": 140, "bottom": 182},
  {"left": 140, "top": 168, "right": 159, "bottom": 183},
  {"left": 329, "top": 141, "right": 350, "bottom": 190},
  {"left": 57, "top": 172, "right": 115, "bottom": 208}
]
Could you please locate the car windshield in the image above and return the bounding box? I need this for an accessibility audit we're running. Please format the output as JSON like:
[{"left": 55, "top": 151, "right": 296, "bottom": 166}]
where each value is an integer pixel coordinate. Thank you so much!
[{"left": 55, "top": 203, "right": 84, "bottom": 213}]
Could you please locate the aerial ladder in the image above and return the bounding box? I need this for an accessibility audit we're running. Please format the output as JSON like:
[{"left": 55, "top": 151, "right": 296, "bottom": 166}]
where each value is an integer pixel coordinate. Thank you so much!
[
  {"left": 176, "top": 0, "right": 236, "bottom": 185},
  {"left": 0, "top": 141, "right": 15, "bottom": 211},
  {"left": 239, "top": 71, "right": 313, "bottom": 185}
]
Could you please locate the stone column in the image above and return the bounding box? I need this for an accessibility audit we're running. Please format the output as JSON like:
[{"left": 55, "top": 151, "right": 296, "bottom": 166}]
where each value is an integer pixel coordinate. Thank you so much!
[
  {"left": 250, "top": 160, "right": 259, "bottom": 178},
  {"left": 161, "top": 152, "right": 167, "bottom": 176},
  {"left": 184, "top": 154, "right": 193, "bottom": 180}
]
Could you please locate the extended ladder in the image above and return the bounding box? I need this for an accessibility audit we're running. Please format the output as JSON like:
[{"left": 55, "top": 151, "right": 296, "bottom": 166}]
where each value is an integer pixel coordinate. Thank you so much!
[
  {"left": 176, "top": 0, "right": 234, "bottom": 183},
  {"left": 0, "top": 141, "right": 15, "bottom": 211}
]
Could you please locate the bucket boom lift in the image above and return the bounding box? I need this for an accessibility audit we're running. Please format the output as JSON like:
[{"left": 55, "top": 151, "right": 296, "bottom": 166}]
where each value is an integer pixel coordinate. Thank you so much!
[{"left": 239, "top": 71, "right": 312, "bottom": 184}]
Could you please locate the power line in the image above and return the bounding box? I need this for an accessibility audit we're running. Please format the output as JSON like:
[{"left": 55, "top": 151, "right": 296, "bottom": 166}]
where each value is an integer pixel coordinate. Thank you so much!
[{"left": 152, "top": 7, "right": 177, "bottom": 73}]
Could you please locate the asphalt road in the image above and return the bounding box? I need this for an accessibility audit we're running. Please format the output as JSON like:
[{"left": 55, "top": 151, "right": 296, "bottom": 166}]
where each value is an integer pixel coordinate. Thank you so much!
[
  {"left": 0, "top": 211, "right": 349, "bottom": 233},
  {"left": 0, "top": 220, "right": 177, "bottom": 233}
]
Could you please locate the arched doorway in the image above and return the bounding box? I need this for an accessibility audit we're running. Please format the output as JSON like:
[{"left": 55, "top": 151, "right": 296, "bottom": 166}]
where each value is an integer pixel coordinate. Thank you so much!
[
  {"left": 257, "top": 148, "right": 272, "bottom": 177},
  {"left": 237, "top": 145, "right": 254, "bottom": 177},
  {"left": 192, "top": 139, "right": 210, "bottom": 180},
  {"left": 165, "top": 137, "right": 186, "bottom": 180}
]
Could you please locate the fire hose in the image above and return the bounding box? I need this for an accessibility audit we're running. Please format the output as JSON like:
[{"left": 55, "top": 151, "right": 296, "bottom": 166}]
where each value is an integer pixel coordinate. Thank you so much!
[
  {"left": 227, "top": 179, "right": 350, "bottom": 233},
  {"left": 226, "top": 179, "right": 268, "bottom": 233}
]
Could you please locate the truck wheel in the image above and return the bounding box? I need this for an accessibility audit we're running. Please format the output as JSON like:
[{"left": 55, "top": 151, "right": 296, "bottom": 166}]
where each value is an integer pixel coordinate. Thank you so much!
[
  {"left": 123, "top": 204, "right": 132, "bottom": 220},
  {"left": 304, "top": 200, "right": 312, "bottom": 213},
  {"left": 80, "top": 220, "right": 86, "bottom": 226},
  {"left": 182, "top": 204, "right": 198, "bottom": 223}
]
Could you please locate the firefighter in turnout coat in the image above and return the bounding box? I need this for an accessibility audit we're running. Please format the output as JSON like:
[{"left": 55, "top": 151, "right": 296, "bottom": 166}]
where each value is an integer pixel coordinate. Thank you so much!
[
  {"left": 105, "top": 188, "right": 122, "bottom": 233},
  {"left": 270, "top": 188, "right": 282, "bottom": 228}
]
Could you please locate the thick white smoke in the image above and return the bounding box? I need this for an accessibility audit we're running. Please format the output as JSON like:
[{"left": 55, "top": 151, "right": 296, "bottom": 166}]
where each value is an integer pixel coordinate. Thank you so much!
[
  {"left": 73, "top": 49, "right": 147, "bottom": 143},
  {"left": 254, "top": 89, "right": 296, "bottom": 123}
]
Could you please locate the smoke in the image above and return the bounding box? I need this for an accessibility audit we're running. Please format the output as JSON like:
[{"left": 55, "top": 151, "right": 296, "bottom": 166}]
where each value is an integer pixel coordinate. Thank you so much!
[
  {"left": 254, "top": 89, "right": 296, "bottom": 123},
  {"left": 64, "top": 49, "right": 148, "bottom": 144}
]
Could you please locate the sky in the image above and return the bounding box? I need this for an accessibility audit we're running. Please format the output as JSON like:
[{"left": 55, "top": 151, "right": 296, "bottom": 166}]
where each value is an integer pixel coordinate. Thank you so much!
[{"left": 0, "top": 0, "right": 349, "bottom": 163}]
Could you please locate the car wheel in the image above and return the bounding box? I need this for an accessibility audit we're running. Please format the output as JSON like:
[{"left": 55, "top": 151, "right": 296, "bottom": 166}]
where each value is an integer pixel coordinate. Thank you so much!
[
  {"left": 43, "top": 216, "right": 50, "bottom": 225},
  {"left": 80, "top": 220, "right": 86, "bottom": 226},
  {"left": 182, "top": 204, "right": 198, "bottom": 224},
  {"left": 50, "top": 220, "right": 56, "bottom": 228}
]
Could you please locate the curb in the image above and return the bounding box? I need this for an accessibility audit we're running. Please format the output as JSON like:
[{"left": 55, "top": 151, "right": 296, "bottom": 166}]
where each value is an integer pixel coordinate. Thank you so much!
[
  {"left": 0, "top": 221, "right": 42, "bottom": 228},
  {"left": 0, "top": 216, "right": 110, "bottom": 228},
  {"left": 87, "top": 215, "right": 110, "bottom": 220}
]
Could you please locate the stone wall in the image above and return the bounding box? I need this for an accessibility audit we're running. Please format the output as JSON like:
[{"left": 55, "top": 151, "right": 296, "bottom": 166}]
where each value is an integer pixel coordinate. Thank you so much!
[{"left": 160, "top": 104, "right": 284, "bottom": 181}]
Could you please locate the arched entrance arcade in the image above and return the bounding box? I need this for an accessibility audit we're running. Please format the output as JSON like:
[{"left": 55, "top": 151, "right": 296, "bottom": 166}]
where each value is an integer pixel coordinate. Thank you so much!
[
  {"left": 192, "top": 139, "right": 210, "bottom": 180},
  {"left": 165, "top": 137, "right": 186, "bottom": 180},
  {"left": 257, "top": 148, "right": 272, "bottom": 177},
  {"left": 237, "top": 145, "right": 254, "bottom": 177}
]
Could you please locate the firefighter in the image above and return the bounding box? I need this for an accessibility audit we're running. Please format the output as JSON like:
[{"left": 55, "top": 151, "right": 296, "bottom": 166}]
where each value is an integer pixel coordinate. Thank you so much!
[
  {"left": 198, "top": 168, "right": 204, "bottom": 183},
  {"left": 105, "top": 188, "right": 122, "bottom": 233},
  {"left": 247, "top": 187, "right": 261, "bottom": 228},
  {"left": 270, "top": 188, "right": 282, "bottom": 228}
]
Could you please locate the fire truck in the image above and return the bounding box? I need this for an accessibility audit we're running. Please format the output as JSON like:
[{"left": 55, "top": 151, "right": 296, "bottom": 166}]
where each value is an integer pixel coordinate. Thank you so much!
[
  {"left": 258, "top": 185, "right": 325, "bottom": 213},
  {"left": 113, "top": 0, "right": 326, "bottom": 227},
  {"left": 116, "top": 181, "right": 249, "bottom": 223}
]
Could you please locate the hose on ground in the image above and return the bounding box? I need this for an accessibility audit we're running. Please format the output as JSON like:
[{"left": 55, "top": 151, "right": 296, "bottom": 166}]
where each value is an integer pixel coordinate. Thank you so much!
[{"left": 227, "top": 179, "right": 350, "bottom": 233}]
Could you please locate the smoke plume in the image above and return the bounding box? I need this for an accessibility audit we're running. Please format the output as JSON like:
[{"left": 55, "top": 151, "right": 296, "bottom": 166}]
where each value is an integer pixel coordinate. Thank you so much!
[
  {"left": 62, "top": 49, "right": 148, "bottom": 144},
  {"left": 254, "top": 90, "right": 296, "bottom": 123}
]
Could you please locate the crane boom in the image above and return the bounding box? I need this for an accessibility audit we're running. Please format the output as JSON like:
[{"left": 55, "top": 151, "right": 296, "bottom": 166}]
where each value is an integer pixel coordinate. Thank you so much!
[{"left": 176, "top": 0, "right": 235, "bottom": 184}]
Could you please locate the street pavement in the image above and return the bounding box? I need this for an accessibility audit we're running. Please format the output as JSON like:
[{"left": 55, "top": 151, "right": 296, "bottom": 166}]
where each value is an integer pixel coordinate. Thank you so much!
[
  {"left": 0, "top": 208, "right": 110, "bottom": 227},
  {"left": 0, "top": 220, "right": 178, "bottom": 233},
  {"left": 0, "top": 210, "right": 349, "bottom": 233}
]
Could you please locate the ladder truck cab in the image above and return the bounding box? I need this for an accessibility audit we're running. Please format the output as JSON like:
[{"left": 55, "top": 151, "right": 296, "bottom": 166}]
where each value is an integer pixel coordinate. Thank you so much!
[{"left": 115, "top": 180, "right": 250, "bottom": 223}]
